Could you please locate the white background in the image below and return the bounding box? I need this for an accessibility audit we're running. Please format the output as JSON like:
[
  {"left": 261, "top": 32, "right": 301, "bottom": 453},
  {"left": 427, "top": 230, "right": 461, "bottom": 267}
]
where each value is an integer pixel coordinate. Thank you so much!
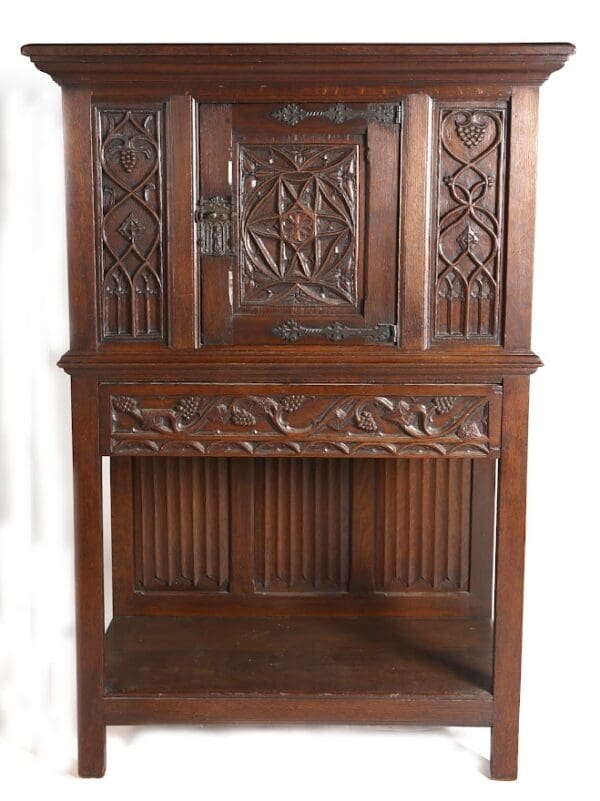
[{"left": 0, "top": 2, "right": 597, "bottom": 797}]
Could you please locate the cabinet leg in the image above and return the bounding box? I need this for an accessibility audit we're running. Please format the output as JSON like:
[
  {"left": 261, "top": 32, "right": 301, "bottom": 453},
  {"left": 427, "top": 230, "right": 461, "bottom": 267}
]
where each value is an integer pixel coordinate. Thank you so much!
[
  {"left": 490, "top": 723, "right": 518, "bottom": 780},
  {"left": 78, "top": 721, "right": 106, "bottom": 778},
  {"left": 71, "top": 377, "right": 106, "bottom": 778},
  {"left": 489, "top": 376, "right": 530, "bottom": 782}
]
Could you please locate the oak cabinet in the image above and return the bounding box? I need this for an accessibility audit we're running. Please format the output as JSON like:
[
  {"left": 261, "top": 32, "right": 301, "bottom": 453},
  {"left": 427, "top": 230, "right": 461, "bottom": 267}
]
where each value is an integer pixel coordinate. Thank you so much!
[{"left": 22, "top": 42, "right": 574, "bottom": 780}]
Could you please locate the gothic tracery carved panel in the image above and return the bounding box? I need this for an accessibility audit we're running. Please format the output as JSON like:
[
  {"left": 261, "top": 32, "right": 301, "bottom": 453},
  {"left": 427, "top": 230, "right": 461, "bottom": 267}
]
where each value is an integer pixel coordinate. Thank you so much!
[
  {"left": 95, "top": 107, "right": 166, "bottom": 340},
  {"left": 433, "top": 107, "right": 506, "bottom": 342},
  {"left": 237, "top": 143, "right": 359, "bottom": 309}
]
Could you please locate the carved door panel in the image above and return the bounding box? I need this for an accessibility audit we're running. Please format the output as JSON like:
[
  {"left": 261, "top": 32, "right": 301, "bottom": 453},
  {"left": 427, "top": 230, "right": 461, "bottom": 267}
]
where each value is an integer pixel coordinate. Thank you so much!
[{"left": 198, "top": 103, "right": 401, "bottom": 345}]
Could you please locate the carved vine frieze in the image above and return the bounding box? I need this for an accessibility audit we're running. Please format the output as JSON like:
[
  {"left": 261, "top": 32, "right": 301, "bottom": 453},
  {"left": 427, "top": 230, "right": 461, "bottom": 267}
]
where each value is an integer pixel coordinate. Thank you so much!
[
  {"left": 238, "top": 144, "right": 359, "bottom": 309},
  {"left": 96, "top": 107, "right": 165, "bottom": 341},
  {"left": 433, "top": 107, "right": 506, "bottom": 341},
  {"left": 109, "top": 392, "right": 494, "bottom": 457}
]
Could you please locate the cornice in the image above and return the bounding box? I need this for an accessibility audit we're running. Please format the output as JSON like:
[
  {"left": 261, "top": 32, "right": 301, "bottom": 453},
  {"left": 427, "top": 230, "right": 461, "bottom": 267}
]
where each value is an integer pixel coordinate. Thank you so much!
[{"left": 21, "top": 43, "right": 575, "bottom": 92}]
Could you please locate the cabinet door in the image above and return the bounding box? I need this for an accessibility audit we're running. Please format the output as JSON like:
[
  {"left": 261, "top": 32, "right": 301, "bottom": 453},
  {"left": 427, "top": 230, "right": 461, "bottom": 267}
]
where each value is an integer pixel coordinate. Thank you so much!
[{"left": 198, "top": 103, "right": 401, "bottom": 346}]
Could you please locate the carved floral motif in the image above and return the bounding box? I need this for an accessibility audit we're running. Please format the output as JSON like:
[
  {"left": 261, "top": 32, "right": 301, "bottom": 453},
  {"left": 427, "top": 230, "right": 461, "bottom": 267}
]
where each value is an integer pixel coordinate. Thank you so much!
[{"left": 110, "top": 392, "right": 494, "bottom": 457}]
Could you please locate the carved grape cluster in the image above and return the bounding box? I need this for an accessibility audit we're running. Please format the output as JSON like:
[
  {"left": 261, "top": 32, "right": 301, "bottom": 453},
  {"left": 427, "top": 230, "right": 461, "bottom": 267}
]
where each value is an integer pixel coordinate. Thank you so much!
[
  {"left": 433, "top": 396, "right": 457, "bottom": 415},
  {"left": 279, "top": 395, "right": 306, "bottom": 413},
  {"left": 175, "top": 396, "right": 202, "bottom": 424},
  {"left": 455, "top": 120, "right": 487, "bottom": 149},
  {"left": 458, "top": 419, "right": 482, "bottom": 440},
  {"left": 231, "top": 409, "right": 256, "bottom": 427},
  {"left": 113, "top": 395, "right": 138, "bottom": 415},
  {"left": 356, "top": 410, "right": 378, "bottom": 433},
  {"left": 119, "top": 148, "right": 137, "bottom": 173}
]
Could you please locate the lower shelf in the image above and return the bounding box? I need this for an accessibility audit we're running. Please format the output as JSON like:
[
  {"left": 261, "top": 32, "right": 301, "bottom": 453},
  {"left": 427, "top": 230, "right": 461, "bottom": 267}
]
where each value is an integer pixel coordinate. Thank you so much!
[{"left": 104, "top": 616, "right": 493, "bottom": 726}]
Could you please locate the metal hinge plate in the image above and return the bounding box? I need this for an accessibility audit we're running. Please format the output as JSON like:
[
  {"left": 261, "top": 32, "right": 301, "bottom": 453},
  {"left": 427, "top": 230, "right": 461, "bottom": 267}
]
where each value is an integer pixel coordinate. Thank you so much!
[
  {"left": 196, "top": 195, "right": 233, "bottom": 256},
  {"left": 270, "top": 102, "right": 402, "bottom": 127},
  {"left": 272, "top": 319, "right": 397, "bottom": 344}
]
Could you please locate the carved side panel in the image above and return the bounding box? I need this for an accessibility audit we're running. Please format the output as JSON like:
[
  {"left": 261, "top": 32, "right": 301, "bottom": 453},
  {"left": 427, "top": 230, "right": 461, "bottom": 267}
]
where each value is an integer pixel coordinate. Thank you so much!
[
  {"left": 432, "top": 106, "right": 506, "bottom": 342},
  {"left": 132, "top": 457, "right": 230, "bottom": 591},
  {"left": 95, "top": 106, "right": 166, "bottom": 341},
  {"left": 238, "top": 144, "right": 359, "bottom": 309},
  {"left": 253, "top": 458, "right": 350, "bottom": 592},
  {"left": 374, "top": 460, "right": 471, "bottom": 592}
]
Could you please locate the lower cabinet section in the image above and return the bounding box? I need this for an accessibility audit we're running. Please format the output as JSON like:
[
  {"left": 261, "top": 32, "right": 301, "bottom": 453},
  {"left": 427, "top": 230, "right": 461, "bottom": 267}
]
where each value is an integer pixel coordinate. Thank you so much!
[{"left": 111, "top": 455, "right": 495, "bottom": 616}]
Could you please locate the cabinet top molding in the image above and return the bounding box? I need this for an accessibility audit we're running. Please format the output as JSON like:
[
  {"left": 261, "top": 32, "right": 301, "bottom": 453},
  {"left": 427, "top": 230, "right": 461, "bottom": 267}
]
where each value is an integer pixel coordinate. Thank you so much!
[{"left": 21, "top": 43, "right": 574, "bottom": 91}]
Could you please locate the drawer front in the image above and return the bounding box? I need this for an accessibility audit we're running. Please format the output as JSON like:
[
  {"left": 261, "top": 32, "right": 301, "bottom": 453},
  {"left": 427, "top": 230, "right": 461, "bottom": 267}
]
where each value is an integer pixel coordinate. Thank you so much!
[{"left": 101, "top": 384, "right": 502, "bottom": 458}]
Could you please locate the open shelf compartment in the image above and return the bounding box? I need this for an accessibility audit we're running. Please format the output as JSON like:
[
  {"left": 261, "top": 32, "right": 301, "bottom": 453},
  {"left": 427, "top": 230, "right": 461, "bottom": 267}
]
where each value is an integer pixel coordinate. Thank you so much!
[{"left": 103, "top": 615, "right": 493, "bottom": 725}]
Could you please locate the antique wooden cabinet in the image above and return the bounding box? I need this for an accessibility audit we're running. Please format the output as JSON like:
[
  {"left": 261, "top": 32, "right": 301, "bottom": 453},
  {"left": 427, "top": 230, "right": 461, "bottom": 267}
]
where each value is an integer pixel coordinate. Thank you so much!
[{"left": 22, "top": 43, "right": 574, "bottom": 779}]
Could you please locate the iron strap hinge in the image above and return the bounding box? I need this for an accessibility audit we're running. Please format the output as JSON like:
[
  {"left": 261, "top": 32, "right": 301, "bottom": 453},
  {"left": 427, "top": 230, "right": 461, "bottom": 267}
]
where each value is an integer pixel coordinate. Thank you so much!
[
  {"left": 272, "top": 320, "right": 397, "bottom": 344},
  {"left": 270, "top": 102, "right": 402, "bottom": 127}
]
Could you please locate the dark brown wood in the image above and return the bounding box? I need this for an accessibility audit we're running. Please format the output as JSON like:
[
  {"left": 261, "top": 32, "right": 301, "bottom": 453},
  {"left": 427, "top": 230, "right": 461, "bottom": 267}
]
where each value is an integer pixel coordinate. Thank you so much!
[
  {"left": 253, "top": 459, "right": 351, "bottom": 593},
  {"left": 24, "top": 43, "right": 574, "bottom": 779},
  {"left": 168, "top": 95, "right": 198, "bottom": 348},
  {"left": 469, "top": 459, "right": 496, "bottom": 617},
  {"left": 104, "top": 695, "right": 492, "bottom": 727},
  {"left": 110, "top": 456, "right": 135, "bottom": 615},
  {"left": 201, "top": 103, "right": 400, "bottom": 345},
  {"left": 22, "top": 43, "right": 574, "bottom": 93},
  {"left": 111, "top": 455, "right": 492, "bottom": 618},
  {"left": 131, "top": 457, "right": 230, "bottom": 591},
  {"left": 104, "top": 615, "right": 493, "bottom": 697},
  {"left": 504, "top": 88, "right": 539, "bottom": 350},
  {"left": 431, "top": 102, "right": 507, "bottom": 344},
  {"left": 71, "top": 376, "right": 106, "bottom": 777},
  {"left": 349, "top": 460, "right": 376, "bottom": 593},
  {"left": 94, "top": 103, "right": 167, "bottom": 341},
  {"left": 229, "top": 458, "right": 255, "bottom": 594},
  {"left": 102, "top": 383, "right": 502, "bottom": 458},
  {"left": 400, "top": 94, "right": 432, "bottom": 349},
  {"left": 491, "top": 376, "right": 530, "bottom": 779},
  {"left": 198, "top": 104, "right": 233, "bottom": 345},
  {"left": 373, "top": 460, "right": 472, "bottom": 593},
  {"left": 63, "top": 89, "right": 97, "bottom": 350}
]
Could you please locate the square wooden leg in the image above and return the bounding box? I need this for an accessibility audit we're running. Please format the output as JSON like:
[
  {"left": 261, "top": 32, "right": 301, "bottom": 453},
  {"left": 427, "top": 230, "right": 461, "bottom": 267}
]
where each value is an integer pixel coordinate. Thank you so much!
[
  {"left": 78, "top": 721, "right": 106, "bottom": 778},
  {"left": 490, "top": 722, "right": 518, "bottom": 781},
  {"left": 71, "top": 376, "right": 106, "bottom": 778},
  {"left": 490, "top": 376, "right": 530, "bottom": 780}
]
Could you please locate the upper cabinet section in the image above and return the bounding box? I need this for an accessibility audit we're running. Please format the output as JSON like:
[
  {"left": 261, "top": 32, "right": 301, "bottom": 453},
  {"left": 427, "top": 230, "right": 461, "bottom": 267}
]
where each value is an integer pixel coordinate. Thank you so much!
[{"left": 22, "top": 44, "right": 574, "bottom": 361}]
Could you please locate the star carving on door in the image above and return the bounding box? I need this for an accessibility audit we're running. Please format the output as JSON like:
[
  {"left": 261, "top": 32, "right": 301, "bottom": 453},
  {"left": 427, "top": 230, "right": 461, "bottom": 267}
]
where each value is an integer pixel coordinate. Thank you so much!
[{"left": 239, "top": 144, "right": 359, "bottom": 307}]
